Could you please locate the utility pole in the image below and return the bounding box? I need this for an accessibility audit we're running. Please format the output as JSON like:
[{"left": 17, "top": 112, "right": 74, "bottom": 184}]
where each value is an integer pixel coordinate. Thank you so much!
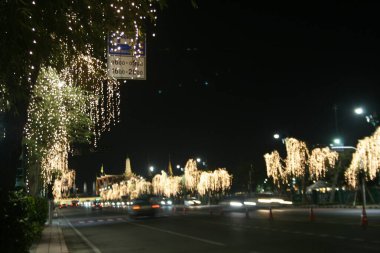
[{"left": 248, "top": 164, "right": 253, "bottom": 196}]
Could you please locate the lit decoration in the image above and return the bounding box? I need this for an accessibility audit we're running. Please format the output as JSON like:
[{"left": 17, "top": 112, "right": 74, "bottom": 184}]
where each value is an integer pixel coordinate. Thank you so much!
[
  {"left": 183, "top": 159, "right": 200, "bottom": 192},
  {"left": 345, "top": 127, "right": 380, "bottom": 188},
  {"left": 24, "top": 67, "right": 89, "bottom": 190},
  {"left": 264, "top": 150, "right": 286, "bottom": 186},
  {"left": 53, "top": 169, "right": 76, "bottom": 200},
  {"left": 100, "top": 175, "right": 152, "bottom": 200},
  {"left": 197, "top": 169, "right": 232, "bottom": 196},
  {"left": 309, "top": 147, "right": 339, "bottom": 180},
  {"left": 284, "top": 138, "right": 309, "bottom": 178},
  {"left": 60, "top": 54, "right": 120, "bottom": 145},
  {"left": 152, "top": 171, "right": 182, "bottom": 197}
]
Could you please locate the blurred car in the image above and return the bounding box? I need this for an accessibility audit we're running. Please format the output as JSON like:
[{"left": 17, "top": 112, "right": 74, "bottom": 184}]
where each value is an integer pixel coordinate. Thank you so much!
[
  {"left": 255, "top": 193, "right": 293, "bottom": 207},
  {"left": 218, "top": 196, "right": 257, "bottom": 213},
  {"left": 129, "top": 195, "right": 161, "bottom": 218},
  {"left": 184, "top": 197, "right": 201, "bottom": 206},
  {"left": 58, "top": 203, "right": 67, "bottom": 209},
  {"left": 91, "top": 201, "right": 102, "bottom": 210},
  {"left": 159, "top": 197, "right": 173, "bottom": 206},
  {"left": 71, "top": 200, "right": 79, "bottom": 207}
]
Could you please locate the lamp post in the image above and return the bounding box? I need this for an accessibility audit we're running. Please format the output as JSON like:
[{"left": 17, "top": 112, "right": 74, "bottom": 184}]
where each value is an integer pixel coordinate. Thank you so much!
[
  {"left": 331, "top": 145, "right": 368, "bottom": 227},
  {"left": 354, "top": 106, "right": 379, "bottom": 127}
]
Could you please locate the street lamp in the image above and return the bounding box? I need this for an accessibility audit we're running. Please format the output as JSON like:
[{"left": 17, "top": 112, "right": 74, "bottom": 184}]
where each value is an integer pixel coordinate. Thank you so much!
[
  {"left": 331, "top": 145, "right": 368, "bottom": 227},
  {"left": 354, "top": 106, "right": 379, "bottom": 127},
  {"left": 273, "top": 132, "right": 286, "bottom": 144},
  {"left": 149, "top": 166, "right": 154, "bottom": 172}
]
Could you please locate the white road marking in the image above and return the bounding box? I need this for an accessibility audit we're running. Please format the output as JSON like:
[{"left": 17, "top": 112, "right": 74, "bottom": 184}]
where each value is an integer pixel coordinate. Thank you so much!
[
  {"left": 130, "top": 222, "right": 225, "bottom": 246},
  {"left": 66, "top": 218, "right": 102, "bottom": 253},
  {"left": 97, "top": 219, "right": 104, "bottom": 222}
]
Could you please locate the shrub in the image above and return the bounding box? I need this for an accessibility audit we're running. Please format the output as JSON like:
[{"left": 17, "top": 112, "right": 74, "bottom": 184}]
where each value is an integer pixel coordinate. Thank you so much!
[{"left": 0, "top": 190, "right": 48, "bottom": 253}]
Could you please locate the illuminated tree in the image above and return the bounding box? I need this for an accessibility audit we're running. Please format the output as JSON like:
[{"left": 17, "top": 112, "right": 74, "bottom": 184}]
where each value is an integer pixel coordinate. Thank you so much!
[
  {"left": 24, "top": 67, "right": 91, "bottom": 195},
  {"left": 345, "top": 127, "right": 380, "bottom": 188},
  {"left": 264, "top": 150, "right": 286, "bottom": 187},
  {"left": 0, "top": 0, "right": 163, "bottom": 191},
  {"left": 264, "top": 138, "right": 339, "bottom": 200}
]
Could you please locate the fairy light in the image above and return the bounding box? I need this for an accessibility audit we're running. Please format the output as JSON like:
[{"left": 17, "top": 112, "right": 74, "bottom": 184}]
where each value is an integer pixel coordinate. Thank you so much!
[
  {"left": 285, "top": 138, "right": 309, "bottom": 178},
  {"left": 60, "top": 54, "right": 120, "bottom": 145},
  {"left": 345, "top": 127, "right": 380, "bottom": 188},
  {"left": 197, "top": 169, "right": 232, "bottom": 196},
  {"left": 184, "top": 159, "right": 200, "bottom": 192},
  {"left": 309, "top": 147, "right": 339, "bottom": 180},
  {"left": 152, "top": 171, "right": 182, "bottom": 197},
  {"left": 264, "top": 150, "right": 286, "bottom": 186}
]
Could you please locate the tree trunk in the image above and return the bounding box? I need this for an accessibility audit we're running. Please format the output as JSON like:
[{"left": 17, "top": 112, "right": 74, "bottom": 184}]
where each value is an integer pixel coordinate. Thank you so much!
[{"left": 0, "top": 112, "right": 25, "bottom": 192}]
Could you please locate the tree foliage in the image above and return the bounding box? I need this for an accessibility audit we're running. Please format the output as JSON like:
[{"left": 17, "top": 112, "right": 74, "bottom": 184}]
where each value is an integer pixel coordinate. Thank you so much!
[{"left": 0, "top": 0, "right": 164, "bottom": 191}]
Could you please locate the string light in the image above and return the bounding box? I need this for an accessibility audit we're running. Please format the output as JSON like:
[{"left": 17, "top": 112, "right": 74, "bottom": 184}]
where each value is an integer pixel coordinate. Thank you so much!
[
  {"left": 264, "top": 150, "right": 286, "bottom": 186},
  {"left": 309, "top": 147, "right": 338, "bottom": 180},
  {"left": 284, "top": 138, "right": 309, "bottom": 178},
  {"left": 345, "top": 127, "right": 380, "bottom": 188}
]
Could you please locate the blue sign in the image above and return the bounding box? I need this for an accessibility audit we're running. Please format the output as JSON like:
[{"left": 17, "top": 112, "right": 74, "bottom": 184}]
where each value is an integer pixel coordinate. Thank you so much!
[{"left": 108, "top": 34, "right": 145, "bottom": 56}]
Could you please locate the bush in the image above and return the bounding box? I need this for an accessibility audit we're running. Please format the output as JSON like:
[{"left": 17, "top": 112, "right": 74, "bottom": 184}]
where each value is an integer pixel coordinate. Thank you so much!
[{"left": 0, "top": 190, "right": 48, "bottom": 253}]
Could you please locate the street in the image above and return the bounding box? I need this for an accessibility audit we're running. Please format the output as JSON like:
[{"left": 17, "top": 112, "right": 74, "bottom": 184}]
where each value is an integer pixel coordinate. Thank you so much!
[{"left": 58, "top": 206, "right": 380, "bottom": 253}]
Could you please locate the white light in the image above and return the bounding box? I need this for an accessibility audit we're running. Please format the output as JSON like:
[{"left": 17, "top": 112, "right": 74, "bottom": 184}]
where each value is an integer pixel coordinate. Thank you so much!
[
  {"left": 167, "top": 200, "right": 172, "bottom": 205},
  {"left": 196, "top": 158, "right": 201, "bottom": 162},
  {"left": 230, "top": 201, "right": 243, "bottom": 207},
  {"left": 160, "top": 201, "right": 165, "bottom": 205},
  {"left": 354, "top": 107, "right": 364, "bottom": 115},
  {"left": 333, "top": 138, "right": 341, "bottom": 144},
  {"left": 176, "top": 165, "right": 180, "bottom": 169},
  {"left": 243, "top": 201, "right": 256, "bottom": 206},
  {"left": 273, "top": 133, "right": 280, "bottom": 139},
  {"left": 149, "top": 166, "right": 154, "bottom": 172}
]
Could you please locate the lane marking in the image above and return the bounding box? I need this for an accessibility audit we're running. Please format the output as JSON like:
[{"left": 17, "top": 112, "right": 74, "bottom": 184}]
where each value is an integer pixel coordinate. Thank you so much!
[
  {"left": 129, "top": 222, "right": 225, "bottom": 246},
  {"left": 63, "top": 216, "right": 102, "bottom": 253}
]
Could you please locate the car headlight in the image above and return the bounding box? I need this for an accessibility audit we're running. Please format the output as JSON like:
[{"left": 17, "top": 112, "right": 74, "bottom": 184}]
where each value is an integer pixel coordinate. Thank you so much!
[
  {"left": 243, "top": 201, "right": 256, "bottom": 206},
  {"left": 161, "top": 201, "right": 166, "bottom": 205},
  {"left": 167, "top": 200, "right": 172, "bottom": 205},
  {"left": 230, "top": 201, "right": 243, "bottom": 207}
]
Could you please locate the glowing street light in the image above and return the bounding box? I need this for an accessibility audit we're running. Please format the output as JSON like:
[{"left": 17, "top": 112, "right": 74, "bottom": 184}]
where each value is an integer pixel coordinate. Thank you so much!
[
  {"left": 149, "top": 166, "right": 155, "bottom": 172},
  {"left": 333, "top": 138, "right": 341, "bottom": 145},
  {"left": 273, "top": 133, "right": 280, "bottom": 139},
  {"left": 196, "top": 158, "right": 201, "bottom": 163},
  {"left": 354, "top": 106, "right": 378, "bottom": 127},
  {"left": 354, "top": 107, "right": 364, "bottom": 115}
]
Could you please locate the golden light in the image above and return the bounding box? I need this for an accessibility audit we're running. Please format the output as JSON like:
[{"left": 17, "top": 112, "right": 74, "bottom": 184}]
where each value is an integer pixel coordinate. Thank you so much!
[
  {"left": 284, "top": 138, "right": 309, "bottom": 178},
  {"left": 309, "top": 147, "right": 339, "bottom": 180},
  {"left": 345, "top": 127, "right": 380, "bottom": 188},
  {"left": 264, "top": 150, "right": 286, "bottom": 186}
]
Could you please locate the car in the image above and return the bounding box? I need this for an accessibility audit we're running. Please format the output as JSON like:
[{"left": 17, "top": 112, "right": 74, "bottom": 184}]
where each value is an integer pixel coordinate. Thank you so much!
[
  {"left": 58, "top": 203, "right": 68, "bottom": 209},
  {"left": 91, "top": 201, "right": 102, "bottom": 210},
  {"left": 218, "top": 195, "right": 257, "bottom": 213},
  {"left": 129, "top": 195, "right": 161, "bottom": 218},
  {"left": 184, "top": 197, "right": 201, "bottom": 206},
  {"left": 159, "top": 197, "right": 173, "bottom": 206}
]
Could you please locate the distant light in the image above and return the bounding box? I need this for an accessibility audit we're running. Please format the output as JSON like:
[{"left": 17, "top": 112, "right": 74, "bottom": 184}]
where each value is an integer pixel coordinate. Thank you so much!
[
  {"left": 196, "top": 158, "right": 201, "bottom": 163},
  {"left": 176, "top": 165, "right": 180, "bottom": 169},
  {"left": 230, "top": 201, "right": 243, "bottom": 207},
  {"left": 149, "top": 166, "right": 154, "bottom": 172},
  {"left": 273, "top": 133, "right": 280, "bottom": 139},
  {"left": 354, "top": 107, "right": 364, "bottom": 115},
  {"left": 333, "top": 138, "right": 341, "bottom": 145}
]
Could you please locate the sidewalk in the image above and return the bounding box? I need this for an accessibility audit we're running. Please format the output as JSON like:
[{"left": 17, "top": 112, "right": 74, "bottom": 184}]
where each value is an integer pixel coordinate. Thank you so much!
[{"left": 29, "top": 218, "right": 69, "bottom": 253}]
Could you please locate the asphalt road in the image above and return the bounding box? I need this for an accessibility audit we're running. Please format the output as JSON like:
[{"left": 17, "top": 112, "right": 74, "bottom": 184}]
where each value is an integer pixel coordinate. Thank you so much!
[{"left": 58, "top": 206, "right": 380, "bottom": 253}]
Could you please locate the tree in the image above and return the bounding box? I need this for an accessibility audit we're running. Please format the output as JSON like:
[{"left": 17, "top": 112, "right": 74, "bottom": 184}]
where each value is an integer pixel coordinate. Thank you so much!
[{"left": 0, "top": 0, "right": 164, "bottom": 191}]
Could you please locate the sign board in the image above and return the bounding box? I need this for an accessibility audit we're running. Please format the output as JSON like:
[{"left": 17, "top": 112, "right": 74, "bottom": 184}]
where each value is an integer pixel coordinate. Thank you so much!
[{"left": 107, "top": 33, "right": 146, "bottom": 80}]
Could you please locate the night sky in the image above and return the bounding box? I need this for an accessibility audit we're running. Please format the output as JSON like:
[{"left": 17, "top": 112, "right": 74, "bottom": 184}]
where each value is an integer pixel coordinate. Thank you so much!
[{"left": 70, "top": 0, "right": 380, "bottom": 190}]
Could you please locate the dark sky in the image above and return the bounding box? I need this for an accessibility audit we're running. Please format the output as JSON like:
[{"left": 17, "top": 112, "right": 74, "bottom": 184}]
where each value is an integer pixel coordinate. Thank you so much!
[{"left": 71, "top": 0, "right": 380, "bottom": 189}]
